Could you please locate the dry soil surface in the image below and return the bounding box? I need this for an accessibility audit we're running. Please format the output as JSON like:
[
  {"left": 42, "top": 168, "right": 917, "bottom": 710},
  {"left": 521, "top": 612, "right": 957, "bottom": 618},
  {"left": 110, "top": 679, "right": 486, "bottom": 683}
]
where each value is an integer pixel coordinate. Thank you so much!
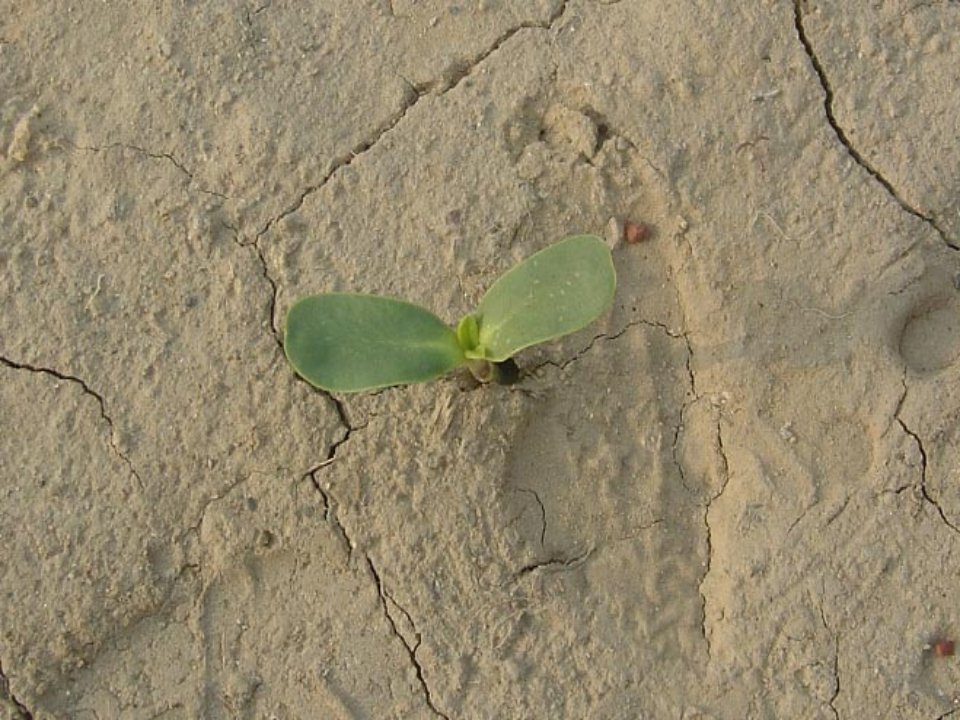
[{"left": 3, "top": 1, "right": 960, "bottom": 718}]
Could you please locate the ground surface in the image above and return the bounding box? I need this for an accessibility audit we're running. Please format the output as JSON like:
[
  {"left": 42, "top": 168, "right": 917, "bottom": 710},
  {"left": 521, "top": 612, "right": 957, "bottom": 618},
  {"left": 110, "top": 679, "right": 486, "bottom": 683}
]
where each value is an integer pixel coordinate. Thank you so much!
[{"left": 2, "top": 1, "right": 960, "bottom": 718}]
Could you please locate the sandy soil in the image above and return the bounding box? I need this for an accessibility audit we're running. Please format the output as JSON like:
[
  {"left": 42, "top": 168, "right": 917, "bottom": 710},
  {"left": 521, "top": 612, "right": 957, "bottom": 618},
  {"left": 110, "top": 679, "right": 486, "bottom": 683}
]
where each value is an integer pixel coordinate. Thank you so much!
[{"left": 2, "top": 1, "right": 960, "bottom": 718}]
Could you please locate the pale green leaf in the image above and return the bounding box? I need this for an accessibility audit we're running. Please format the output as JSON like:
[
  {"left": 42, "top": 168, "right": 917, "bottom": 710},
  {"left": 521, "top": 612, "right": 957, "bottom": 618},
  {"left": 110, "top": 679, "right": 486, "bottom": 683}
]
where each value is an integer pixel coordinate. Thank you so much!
[
  {"left": 284, "top": 293, "right": 465, "bottom": 393},
  {"left": 475, "top": 235, "right": 616, "bottom": 361}
]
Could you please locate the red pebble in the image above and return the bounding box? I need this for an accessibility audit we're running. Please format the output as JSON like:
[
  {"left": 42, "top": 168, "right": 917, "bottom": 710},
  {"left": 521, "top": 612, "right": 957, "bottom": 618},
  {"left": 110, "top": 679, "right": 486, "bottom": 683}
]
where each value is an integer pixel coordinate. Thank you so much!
[
  {"left": 933, "top": 640, "right": 955, "bottom": 657},
  {"left": 624, "top": 221, "right": 651, "bottom": 244}
]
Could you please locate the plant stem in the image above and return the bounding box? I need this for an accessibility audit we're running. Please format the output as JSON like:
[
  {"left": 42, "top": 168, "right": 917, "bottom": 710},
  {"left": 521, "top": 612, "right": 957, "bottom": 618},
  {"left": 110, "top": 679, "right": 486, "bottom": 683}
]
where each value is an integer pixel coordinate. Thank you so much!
[{"left": 466, "top": 358, "right": 520, "bottom": 385}]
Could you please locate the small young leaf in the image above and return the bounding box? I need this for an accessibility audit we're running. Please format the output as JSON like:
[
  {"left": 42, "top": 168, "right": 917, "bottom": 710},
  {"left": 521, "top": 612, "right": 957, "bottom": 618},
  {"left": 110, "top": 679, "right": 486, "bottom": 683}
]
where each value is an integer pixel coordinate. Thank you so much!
[
  {"left": 284, "top": 293, "right": 466, "bottom": 393},
  {"left": 456, "top": 313, "right": 480, "bottom": 353},
  {"left": 474, "top": 234, "right": 616, "bottom": 361}
]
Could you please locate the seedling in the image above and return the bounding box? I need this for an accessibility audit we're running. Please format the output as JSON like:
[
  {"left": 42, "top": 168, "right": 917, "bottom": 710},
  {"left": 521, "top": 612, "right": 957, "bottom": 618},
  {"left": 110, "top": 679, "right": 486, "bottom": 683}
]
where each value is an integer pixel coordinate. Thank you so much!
[{"left": 284, "top": 234, "right": 616, "bottom": 393}]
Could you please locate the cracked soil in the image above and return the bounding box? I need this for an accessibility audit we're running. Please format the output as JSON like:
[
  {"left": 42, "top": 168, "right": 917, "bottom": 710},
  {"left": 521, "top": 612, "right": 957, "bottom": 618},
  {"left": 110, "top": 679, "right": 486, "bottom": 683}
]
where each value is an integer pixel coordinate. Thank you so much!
[{"left": 3, "top": 1, "right": 960, "bottom": 718}]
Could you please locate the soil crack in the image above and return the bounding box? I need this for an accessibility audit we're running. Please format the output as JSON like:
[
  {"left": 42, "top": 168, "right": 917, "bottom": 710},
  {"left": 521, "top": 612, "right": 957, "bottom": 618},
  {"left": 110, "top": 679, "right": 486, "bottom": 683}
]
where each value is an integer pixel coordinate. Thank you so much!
[
  {"left": 699, "top": 503, "right": 715, "bottom": 659},
  {"left": 697, "top": 407, "right": 730, "bottom": 663},
  {"left": 65, "top": 139, "right": 227, "bottom": 200},
  {"left": 0, "top": 356, "right": 143, "bottom": 489},
  {"left": 217, "top": 221, "right": 284, "bottom": 350},
  {"left": 366, "top": 556, "right": 450, "bottom": 719},
  {"left": 304, "top": 391, "right": 364, "bottom": 553},
  {"left": 511, "top": 519, "right": 664, "bottom": 582},
  {"left": 516, "top": 487, "right": 547, "bottom": 546},
  {"left": 818, "top": 602, "right": 841, "bottom": 720},
  {"left": 180, "top": 474, "right": 250, "bottom": 550},
  {"left": 515, "top": 546, "right": 594, "bottom": 578},
  {"left": 793, "top": 1, "right": 956, "bottom": 250},
  {"left": 670, "top": 328, "right": 701, "bottom": 496},
  {"left": 529, "top": 317, "right": 684, "bottom": 379},
  {"left": 895, "top": 378, "right": 960, "bottom": 535},
  {"left": 250, "top": 97, "right": 417, "bottom": 246},
  {"left": 428, "top": 1, "right": 570, "bottom": 96},
  {"left": 558, "top": 319, "right": 646, "bottom": 369},
  {"left": 0, "top": 659, "right": 34, "bottom": 720},
  {"left": 659, "top": 323, "right": 723, "bottom": 662},
  {"left": 896, "top": 416, "right": 960, "bottom": 534}
]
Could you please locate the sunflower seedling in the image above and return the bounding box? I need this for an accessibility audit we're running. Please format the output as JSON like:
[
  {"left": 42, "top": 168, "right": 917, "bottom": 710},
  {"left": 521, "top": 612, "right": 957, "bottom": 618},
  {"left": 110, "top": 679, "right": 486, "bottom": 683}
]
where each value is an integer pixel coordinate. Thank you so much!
[{"left": 284, "top": 234, "right": 616, "bottom": 393}]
